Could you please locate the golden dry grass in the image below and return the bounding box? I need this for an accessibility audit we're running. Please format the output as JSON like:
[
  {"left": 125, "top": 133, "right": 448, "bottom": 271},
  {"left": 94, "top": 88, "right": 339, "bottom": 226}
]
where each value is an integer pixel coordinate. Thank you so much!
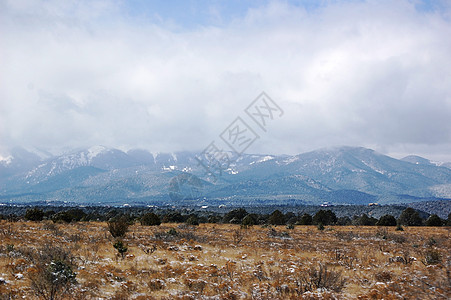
[{"left": 0, "top": 221, "right": 450, "bottom": 299}]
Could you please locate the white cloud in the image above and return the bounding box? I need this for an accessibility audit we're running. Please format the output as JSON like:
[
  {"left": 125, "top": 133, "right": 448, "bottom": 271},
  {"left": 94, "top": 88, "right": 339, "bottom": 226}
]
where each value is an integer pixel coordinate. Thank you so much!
[{"left": 1, "top": 0, "right": 451, "bottom": 161}]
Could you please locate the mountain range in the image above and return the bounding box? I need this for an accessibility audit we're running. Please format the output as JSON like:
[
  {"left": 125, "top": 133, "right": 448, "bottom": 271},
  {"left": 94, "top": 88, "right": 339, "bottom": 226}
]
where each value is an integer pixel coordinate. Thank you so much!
[{"left": 1, "top": 146, "right": 451, "bottom": 206}]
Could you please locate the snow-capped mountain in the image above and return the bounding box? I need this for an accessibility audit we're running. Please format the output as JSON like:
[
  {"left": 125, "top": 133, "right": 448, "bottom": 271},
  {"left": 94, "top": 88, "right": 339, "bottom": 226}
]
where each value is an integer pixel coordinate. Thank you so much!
[
  {"left": 236, "top": 147, "right": 451, "bottom": 196},
  {"left": 1, "top": 146, "right": 450, "bottom": 206},
  {"left": 0, "top": 147, "right": 53, "bottom": 177},
  {"left": 401, "top": 155, "right": 451, "bottom": 169}
]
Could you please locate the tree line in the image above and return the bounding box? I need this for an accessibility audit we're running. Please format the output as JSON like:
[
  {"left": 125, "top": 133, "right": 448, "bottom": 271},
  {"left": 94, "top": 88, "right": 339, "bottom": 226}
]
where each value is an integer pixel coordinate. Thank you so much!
[{"left": 9, "top": 206, "right": 451, "bottom": 227}]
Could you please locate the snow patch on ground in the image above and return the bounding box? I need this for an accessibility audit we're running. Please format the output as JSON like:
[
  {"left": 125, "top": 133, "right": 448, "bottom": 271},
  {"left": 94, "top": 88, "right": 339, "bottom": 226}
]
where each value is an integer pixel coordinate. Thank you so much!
[
  {"left": 227, "top": 168, "right": 238, "bottom": 174},
  {"left": 87, "top": 145, "right": 108, "bottom": 160},
  {"left": 360, "top": 160, "right": 386, "bottom": 174},
  {"left": 257, "top": 156, "right": 274, "bottom": 163},
  {"left": 281, "top": 156, "right": 299, "bottom": 164},
  {"left": 150, "top": 152, "right": 160, "bottom": 164},
  {"left": 162, "top": 165, "right": 176, "bottom": 171}
]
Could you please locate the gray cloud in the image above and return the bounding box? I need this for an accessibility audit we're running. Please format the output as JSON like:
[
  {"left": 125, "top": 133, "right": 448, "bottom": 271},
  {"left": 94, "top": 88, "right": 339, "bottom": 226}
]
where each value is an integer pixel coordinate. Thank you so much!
[{"left": 1, "top": 0, "right": 451, "bottom": 161}]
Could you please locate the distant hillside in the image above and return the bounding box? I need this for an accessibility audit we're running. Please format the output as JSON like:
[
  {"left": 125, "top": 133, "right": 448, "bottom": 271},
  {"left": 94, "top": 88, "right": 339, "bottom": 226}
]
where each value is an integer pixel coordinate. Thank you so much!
[
  {"left": 1, "top": 146, "right": 451, "bottom": 208},
  {"left": 407, "top": 200, "right": 451, "bottom": 219},
  {"left": 0, "top": 203, "right": 424, "bottom": 220}
]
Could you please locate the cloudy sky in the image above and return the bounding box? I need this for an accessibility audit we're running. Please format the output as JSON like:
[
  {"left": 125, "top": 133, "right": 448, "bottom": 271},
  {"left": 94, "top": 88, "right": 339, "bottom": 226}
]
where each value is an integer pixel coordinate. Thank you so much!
[{"left": 1, "top": 0, "right": 451, "bottom": 161}]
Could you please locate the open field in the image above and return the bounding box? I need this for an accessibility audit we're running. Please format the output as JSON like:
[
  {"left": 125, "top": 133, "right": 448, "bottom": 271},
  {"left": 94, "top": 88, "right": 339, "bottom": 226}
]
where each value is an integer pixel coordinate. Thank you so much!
[{"left": 0, "top": 221, "right": 450, "bottom": 299}]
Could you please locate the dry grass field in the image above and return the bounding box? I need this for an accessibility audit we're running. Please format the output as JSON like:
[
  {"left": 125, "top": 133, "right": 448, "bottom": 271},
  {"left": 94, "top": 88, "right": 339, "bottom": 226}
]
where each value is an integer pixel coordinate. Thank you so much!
[{"left": 0, "top": 221, "right": 450, "bottom": 299}]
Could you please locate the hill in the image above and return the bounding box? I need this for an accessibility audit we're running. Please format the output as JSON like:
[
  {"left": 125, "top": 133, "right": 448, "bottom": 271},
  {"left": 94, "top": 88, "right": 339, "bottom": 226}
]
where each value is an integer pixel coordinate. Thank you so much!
[{"left": 1, "top": 146, "right": 450, "bottom": 209}]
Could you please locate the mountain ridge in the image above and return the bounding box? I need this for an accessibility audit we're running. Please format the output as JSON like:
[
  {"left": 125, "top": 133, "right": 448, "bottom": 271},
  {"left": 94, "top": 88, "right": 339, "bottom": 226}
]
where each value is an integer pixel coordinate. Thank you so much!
[{"left": 1, "top": 146, "right": 450, "bottom": 206}]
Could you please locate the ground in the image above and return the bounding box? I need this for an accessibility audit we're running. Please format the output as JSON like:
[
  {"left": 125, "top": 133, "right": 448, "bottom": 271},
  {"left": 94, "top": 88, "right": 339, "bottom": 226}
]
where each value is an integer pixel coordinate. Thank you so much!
[{"left": 0, "top": 221, "right": 450, "bottom": 299}]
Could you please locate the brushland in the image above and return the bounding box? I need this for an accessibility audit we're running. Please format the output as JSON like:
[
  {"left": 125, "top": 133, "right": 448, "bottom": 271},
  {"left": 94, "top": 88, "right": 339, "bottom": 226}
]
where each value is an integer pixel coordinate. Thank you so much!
[{"left": 0, "top": 219, "right": 450, "bottom": 299}]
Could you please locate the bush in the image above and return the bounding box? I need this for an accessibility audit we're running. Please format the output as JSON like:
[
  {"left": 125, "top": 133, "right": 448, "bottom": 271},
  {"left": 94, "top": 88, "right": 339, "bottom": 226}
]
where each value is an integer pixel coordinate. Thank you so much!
[
  {"left": 241, "top": 214, "right": 256, "bottom": 227},
  {"left": 162, "top": 212, "right": 184, "bottom": 223},
  {"left": 313, "top": 210, "right": 337, "bottom": 225},
  {"left": 6, "top": 244, "right": 14, "bottom": 252},
  {"left": 27, "top": 245, "right": 77, "bottom": 300},
  {"left": 167, "top": 228, "right": 178, "bottom": 236},
  {"left": 186, "top": 215, "right": 199, "bottom": 226},
  {"left": 296, "top": 264, "right": 346, "bottom": 293},
  {"left": 426, "top": 237, "right": 437, "bottom": 247},
  {"left": 153, "top": 228, "right": 203, "bottom": 243},
  {"left": 390, "top": 234, "right": 406, "bottom": 244},
  {"left": 425, "top": 214, "right": 443, "bottom": 226},
  {"left": 422, "top": 249, "right": 442, "bottom": 265},
  {"left": 336, "top": 216, "right": 352, "bottom": 226},
  {"left": 66, "top": 208, "right": 86, "bottom": 222},
  {"left": 141, "top": 212, "right": 161, "bottom": 226},
  {"left": 268, "top": 210, "right": 286, "bottom": 225},
  {"left": 376, "top": 214, "right": 397, "bottom": 226},
  {"left": 52, "top": 211, "right": 73, "bottom": 223},
  {"left": 398, "top": 208, "right": 423, "bottom": 226},
  {"left": 108, "top": 217, "right": 129, "bottom": 238},
  {"left": 233, "top": 229, "right": 245, "bottom": 245},
  {"left": 223, "top": 208, "right": 248, "bottom": 224},
  {"left": 298, "top": 213, "right": 312, "bottom": 225},
  {"left": 285, "top": 212, "right": 297, "bottom": 224},
  {"left": 354, "top": 214, "right": 378, "bottom": 226},
  {"left": 24, "top": 208, "right": 44, "bottom": 221},
  {"left": 375, "top": 270, "right": 392, "bottom": 282},
  {"left": 208, "top": 215, "right": 221, "bottom": 223},
  {"left": 376, "top": 228, "right": 388, "bottom": 239},
  {"left": 51, "top": 209, "right": 87, "bottom": 223},
  {"left": 113, "top": 240, "right": 128, "bottom": 259}
]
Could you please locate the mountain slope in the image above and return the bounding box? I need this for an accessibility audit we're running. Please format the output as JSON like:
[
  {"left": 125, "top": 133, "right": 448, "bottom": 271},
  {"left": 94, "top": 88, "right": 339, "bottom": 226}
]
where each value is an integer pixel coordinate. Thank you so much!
[
  {"left": 237, "top": 147, "right": 451, "bottom": 198},
  {"left": 1, "top": 146, "right": 450, "bottom": 205}
]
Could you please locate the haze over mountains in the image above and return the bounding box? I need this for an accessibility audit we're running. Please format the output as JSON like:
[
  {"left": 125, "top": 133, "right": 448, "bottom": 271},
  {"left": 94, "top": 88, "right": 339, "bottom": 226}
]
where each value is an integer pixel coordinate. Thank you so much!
[{"left": 1, "top": 146, "right": 450, "bottom": 206}]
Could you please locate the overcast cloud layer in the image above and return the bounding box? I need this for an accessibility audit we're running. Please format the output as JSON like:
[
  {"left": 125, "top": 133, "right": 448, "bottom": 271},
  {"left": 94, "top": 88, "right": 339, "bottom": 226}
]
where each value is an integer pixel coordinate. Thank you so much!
[{"left": 1, "top": 0, "right": 451, "bottom": 161}]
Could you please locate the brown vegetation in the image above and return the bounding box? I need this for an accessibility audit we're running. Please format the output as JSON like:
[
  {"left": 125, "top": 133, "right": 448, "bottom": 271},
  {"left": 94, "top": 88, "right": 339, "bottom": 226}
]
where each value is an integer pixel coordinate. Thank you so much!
[{"left": 0, "top": 221, "right": 450, "bottom": 299}]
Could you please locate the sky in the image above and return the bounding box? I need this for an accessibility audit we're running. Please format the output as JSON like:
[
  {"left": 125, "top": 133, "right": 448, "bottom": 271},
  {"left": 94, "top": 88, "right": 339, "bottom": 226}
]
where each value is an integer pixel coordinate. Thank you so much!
[{"left": 1, "top": 0, "right": 451, "bottom": 161}]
